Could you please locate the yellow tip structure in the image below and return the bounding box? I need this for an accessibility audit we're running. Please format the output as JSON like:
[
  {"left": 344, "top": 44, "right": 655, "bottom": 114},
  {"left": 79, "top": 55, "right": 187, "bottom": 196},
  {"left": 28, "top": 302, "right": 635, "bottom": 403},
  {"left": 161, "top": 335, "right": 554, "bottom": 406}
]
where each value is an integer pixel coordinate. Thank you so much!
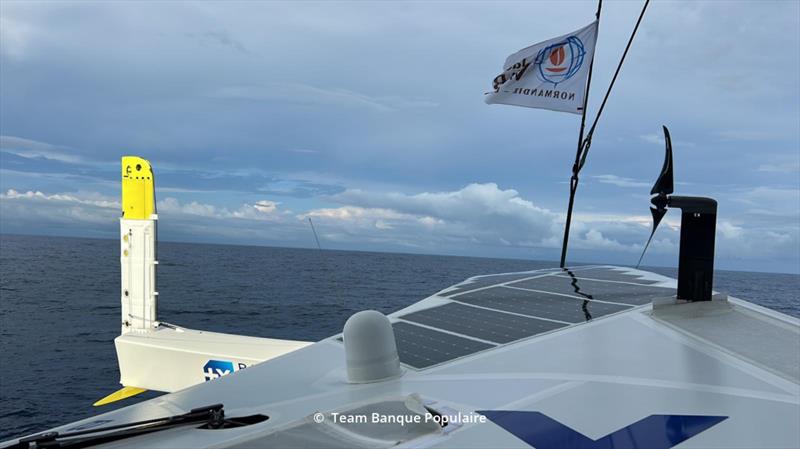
[
  {"left": 93, "top": 386, "right": 147, "bottom": 406},
  {"left": 121, "top": 156, "right": 155, "bottom": 219}
]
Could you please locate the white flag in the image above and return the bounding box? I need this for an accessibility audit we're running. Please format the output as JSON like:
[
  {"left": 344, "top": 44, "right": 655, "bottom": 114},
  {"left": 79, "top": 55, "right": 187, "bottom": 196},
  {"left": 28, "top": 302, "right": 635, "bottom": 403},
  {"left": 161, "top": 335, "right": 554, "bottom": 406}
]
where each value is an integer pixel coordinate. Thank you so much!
[{"left": 485, "top": 21, "right": 598, "bottom": 114}]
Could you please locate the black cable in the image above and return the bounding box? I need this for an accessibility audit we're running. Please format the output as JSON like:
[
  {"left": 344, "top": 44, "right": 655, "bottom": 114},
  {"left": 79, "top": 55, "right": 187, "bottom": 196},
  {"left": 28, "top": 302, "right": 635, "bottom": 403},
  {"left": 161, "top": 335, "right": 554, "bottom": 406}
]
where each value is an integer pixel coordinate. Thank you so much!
[
  {"left": 578, "top": 0, "right": 651, "bottom": 172},
  {"left": 559, "top": 0, "right": 602, "bottom": 269},
  {"left": 11, "top": 404, "right": 224, "bottom": 449}
]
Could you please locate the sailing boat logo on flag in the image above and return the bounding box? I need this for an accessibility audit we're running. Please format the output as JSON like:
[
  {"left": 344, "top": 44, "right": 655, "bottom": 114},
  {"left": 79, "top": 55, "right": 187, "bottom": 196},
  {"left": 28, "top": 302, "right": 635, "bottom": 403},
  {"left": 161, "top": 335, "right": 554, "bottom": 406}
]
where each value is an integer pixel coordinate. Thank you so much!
[
  {"left": 537, "top": 37, "right": 587, "bottom": 85},
  {"left": 485, "top": 21, "right": 597, "bottom": 114}
]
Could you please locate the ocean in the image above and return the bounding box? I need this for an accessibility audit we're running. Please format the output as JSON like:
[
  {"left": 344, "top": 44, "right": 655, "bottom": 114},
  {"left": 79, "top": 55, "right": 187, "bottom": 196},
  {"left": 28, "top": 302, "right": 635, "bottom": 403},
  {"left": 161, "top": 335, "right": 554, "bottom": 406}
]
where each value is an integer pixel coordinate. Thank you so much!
[{"left": 0, "top": 233, "right": 798, "bottom": 440}]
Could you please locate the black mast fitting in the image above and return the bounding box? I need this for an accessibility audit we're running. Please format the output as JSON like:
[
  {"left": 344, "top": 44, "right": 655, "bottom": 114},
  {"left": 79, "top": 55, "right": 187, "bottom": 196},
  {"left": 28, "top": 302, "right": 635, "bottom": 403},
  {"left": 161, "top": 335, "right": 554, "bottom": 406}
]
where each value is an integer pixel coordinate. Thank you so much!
[{"left": 669, "top": 196, "right": 717, "bottom": 302}]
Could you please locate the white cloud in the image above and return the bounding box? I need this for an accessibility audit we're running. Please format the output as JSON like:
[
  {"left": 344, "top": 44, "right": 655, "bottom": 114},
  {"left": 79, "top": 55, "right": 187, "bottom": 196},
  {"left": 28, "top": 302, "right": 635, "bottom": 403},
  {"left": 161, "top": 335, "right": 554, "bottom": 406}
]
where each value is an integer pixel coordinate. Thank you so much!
[
  {"left": 593, "top": 175, "right": 650, "bottom": 188},
  {"left": 0, "top": 189, "right": 118, "bottom": 228},
  {"left": 758, "top": 163, "right": 800, "bottom": 174},
  {"left": 0, "top": 16, "right": 36, "bottom": 59},
  {"left": 0, "top": 135, "right": 56, "bottom": 152},
  {"left": 253, "top": 200, "right": 279, "bottom": 213},
  {"left": 0, "top": 184, "right": 677, "bottom": 258},
  {"left": 639, "top": 133, "right": 696, "bottom": 148},
  {"left": 733, "top": 187, "right": 800, "bottom": 219},
  {"left": 333, "top": 183, "right": 556, "bottom": 228},
  {"left": 757, "top": 156, "right": 800, "bottom": 174},
  {"left": 717, "top": 130, "right": 786, "bottom": 142},
  {"left": 157, "top": 197, "right": 284, "bottom": 221},
  {"left": 304, "top": 206, "right": 407, "bottom": 221},
  {"left": 718, "top": 220, "right": 744, "bottom": 239},
  {"left": 158, "top": 197, "right": 217, "bottom": 217},
  {"left": 1, "top": 183, "right": 797, "bottom": 271},
  {"left": 1, "top": 189, "right": 119, "bottom": 209},
  {"left": 0, "top": 135, "right": 84, "bottom": 164},
  {"left": 310, "top": 183, "right": 656, "bottom": 253},
  {"left": 209, "top": 83, "right": 438, "bottom": 112},
  {"left": 0, "top": 189, "right": 289, "bottom": 234},
  {"left": 186, "top": 29, "right": 249, "bottom": 54}
]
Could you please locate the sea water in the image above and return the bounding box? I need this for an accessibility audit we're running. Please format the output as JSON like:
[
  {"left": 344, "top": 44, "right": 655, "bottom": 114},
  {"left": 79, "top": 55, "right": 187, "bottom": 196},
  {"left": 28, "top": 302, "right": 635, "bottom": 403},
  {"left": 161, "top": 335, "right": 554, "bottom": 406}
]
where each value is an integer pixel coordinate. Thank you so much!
[{"left": 1, "top": 233, "right": 798, "bottom": 440}]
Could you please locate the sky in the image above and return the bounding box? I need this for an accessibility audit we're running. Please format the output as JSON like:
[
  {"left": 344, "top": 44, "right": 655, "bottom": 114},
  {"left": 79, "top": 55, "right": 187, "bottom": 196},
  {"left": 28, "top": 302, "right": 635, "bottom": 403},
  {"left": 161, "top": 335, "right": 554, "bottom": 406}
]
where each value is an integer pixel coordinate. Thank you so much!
[{"left": 1, "top": 1, "right": 798, "bottom": 273}]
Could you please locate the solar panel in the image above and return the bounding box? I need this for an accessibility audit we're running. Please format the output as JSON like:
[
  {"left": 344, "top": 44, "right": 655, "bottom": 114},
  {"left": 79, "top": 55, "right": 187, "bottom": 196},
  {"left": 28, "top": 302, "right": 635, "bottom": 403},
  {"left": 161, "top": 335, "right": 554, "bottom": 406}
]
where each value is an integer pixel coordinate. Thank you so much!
[
  {"left": 439, "top": 271, "right": 555, "bottom": 296},
  {"left": 339, "top": 269, "right": 673, "bottom": 371},
  {"left": 454, "top": 286, "right": 631, "bottom": 323},
  {"left": 392, "top": 321, "right": 495, "bottom": 369},
  {"left": 508, "top": 276, "right": 673, "bottom": 305},
  {"left": 399, "top": 302, "right": 567, "bottom": 344},
  {"left": 559, "top": 267, "right": 662, "bottom": 285}
]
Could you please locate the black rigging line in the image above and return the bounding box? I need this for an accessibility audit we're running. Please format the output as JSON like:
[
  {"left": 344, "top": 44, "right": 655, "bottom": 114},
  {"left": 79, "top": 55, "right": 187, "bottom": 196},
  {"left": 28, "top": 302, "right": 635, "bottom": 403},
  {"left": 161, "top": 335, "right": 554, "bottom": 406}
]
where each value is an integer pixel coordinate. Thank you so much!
[
  {"left": 560, "top": 0, "right": 603, "bottom": 268},
  {"left": 561, "top": 0, "right": 651, "bottom": 267},
  {"left": 577, "top": 0, "right": 651, "bottom": 173},
  {"left": 307, "top": 217, "right": 347, "bottom": 312}
]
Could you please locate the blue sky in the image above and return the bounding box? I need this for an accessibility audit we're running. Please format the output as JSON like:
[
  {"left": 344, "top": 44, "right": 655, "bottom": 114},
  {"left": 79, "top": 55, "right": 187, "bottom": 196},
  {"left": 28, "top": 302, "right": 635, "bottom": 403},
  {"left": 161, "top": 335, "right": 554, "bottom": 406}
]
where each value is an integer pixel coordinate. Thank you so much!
[{"left": 1, "top": 1, "right": 798, "bottom": 273}]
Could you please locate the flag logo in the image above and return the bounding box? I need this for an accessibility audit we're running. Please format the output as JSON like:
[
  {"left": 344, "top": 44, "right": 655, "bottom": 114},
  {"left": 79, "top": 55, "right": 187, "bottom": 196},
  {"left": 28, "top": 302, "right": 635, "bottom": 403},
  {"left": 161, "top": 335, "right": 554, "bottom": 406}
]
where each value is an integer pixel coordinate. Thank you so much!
[
  {"left": 537, "top": 37, "right": 586, "bottom": 85},
  {"left": 485, "top": 21, "right": 597, "bottom": 114},
  {"left": 548, "top": 46, "right": 567, "bottom": 71}
]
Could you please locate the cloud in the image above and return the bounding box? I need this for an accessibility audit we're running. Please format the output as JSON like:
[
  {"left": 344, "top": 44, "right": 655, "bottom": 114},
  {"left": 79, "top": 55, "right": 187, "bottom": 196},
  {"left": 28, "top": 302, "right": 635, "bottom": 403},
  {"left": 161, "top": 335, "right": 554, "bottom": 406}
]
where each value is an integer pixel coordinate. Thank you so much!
[
  {"left": 0, "top": 189, "right": 119, "bottom": 232},
  {"left": 156, "top": 197, "right": 285, "bottom": 221},
  {"left": 1, "top": 182, "right": 797, "bottom": 271},
  {"left": 253, "top": 200, "right": 279, "bottom": 213},
  {"left": 733, "top": 186, "right": 800, "bottom": 219},
  {"left": 757, "top": 156, "right": 800, "bottom": 174},
  {"left": 717, "top": 130, "right": 788, "bottom": 142},
  {"left": 256, "top": 178, "right": 344, "bottom": 198},
  {"left": 0, "top": 0, "right": 797, "bottom": 272},
  {"left": 593, "top": 175, "right": 650, "bottom": 188},
  {"left": 639, "top": 133, "right": 696, "bottom": 148},
  {"left": 311, "top": 183, "right": 655, "bottom": 253},
  {"left": 0, "top": 135, "right": 84, "bottom": 164},
  {"left": 758, "top": 163, "right": 800, "bottom": 174},
  {"left": 714, "top": 218, "right": 798, "bottom": 262},
  {"left": 332, "top": 183, "right": 557, "bottom": 238},
  {"left": 718, "top": 220, "right": 743, "bottom": 239},
  {"left": 209, "top": 83, "right": 438, "bottom": 112},
  {"left": 0, "top": 16, "right": 35, "bottom": 59},
  {"left": 1, "top": 188, "right": 118, "bottom": 209},
  {"left": 186, "top": 29, "right": 249, "bottom": 54},
  {"left": 0, "top": 148, "right": 345, "bottom": 198},
  {"left": 0, "top": 188, "right": 287, "bottom": 230}
]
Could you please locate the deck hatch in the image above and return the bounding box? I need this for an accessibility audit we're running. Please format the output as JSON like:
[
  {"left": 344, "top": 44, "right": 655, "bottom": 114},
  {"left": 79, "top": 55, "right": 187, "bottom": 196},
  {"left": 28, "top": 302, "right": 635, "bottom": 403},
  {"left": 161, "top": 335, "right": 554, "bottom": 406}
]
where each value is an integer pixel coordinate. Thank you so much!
[
  {"left": 399, "top": 302, "right": 566, "bottom": 344},
  {"left": 392, "top": 321, "right": 495, "bottom": 369}
]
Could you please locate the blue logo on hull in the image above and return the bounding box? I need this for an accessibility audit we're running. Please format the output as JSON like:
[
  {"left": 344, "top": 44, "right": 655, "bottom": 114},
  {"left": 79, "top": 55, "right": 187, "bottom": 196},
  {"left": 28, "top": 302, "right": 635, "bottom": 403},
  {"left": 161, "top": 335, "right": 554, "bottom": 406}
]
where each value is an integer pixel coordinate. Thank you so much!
[
  {"left": 203, "top": 360, "right": 247, "bottom": 381},
  {"left": 478, "top": 411, "right": 727, "bottom": 449}
]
